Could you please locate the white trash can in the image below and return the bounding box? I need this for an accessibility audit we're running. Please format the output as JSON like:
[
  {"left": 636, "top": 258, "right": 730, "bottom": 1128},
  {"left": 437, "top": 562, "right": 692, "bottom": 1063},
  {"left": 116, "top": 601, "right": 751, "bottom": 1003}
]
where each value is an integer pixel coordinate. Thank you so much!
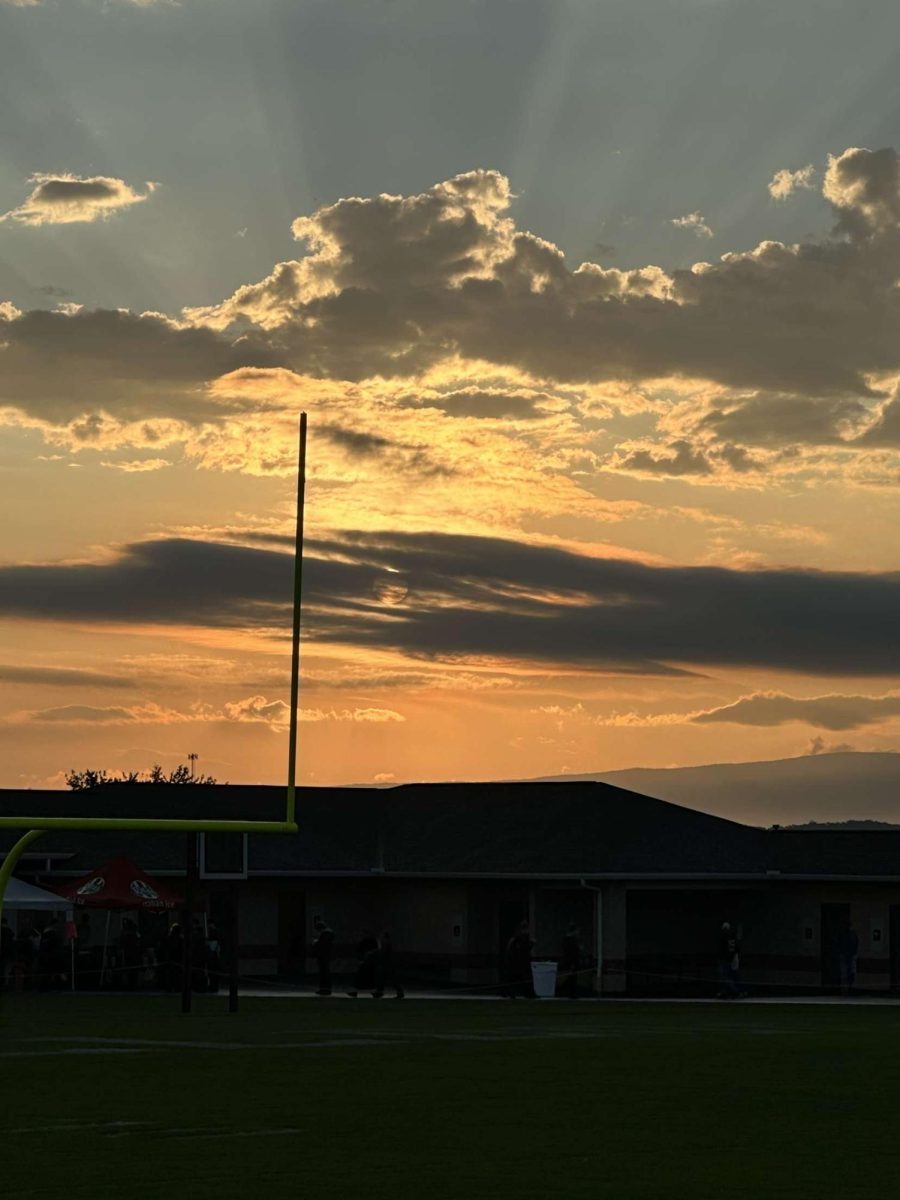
[{"left": 531, "top": 960, "right": 558, "bottom": 999}]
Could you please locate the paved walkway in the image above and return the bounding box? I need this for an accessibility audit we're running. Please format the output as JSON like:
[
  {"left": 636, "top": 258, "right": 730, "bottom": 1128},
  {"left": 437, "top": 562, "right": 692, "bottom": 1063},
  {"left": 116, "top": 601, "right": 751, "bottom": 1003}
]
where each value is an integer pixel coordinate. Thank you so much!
[{"left": 239, "top": 988, "right": 900, "bottom": 1005}]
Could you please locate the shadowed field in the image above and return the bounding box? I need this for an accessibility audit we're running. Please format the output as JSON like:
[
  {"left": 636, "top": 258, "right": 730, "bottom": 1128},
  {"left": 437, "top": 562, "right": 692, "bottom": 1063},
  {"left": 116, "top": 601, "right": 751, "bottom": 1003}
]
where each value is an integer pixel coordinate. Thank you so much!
[{"left": 2, "top": 996, "right": 899, "bottom": 1198}]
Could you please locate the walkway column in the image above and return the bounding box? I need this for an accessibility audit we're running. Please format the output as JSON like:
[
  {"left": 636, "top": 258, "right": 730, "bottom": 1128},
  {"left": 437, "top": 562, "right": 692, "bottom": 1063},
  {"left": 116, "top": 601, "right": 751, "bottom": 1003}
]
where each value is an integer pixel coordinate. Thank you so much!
[
  {"left": 600, "top": 883, "right": 627, "bottom": 994},
  {"left": 593, "top": 888, "right": 603, "bottom": 994}
]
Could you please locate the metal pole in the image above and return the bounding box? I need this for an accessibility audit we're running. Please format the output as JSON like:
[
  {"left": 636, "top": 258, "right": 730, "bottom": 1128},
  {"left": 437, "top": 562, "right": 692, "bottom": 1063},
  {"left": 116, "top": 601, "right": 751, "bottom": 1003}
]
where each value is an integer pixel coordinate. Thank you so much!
[
  {"left": 228, "top": 880, "right": 239, "bottom": 1014},
  {"left": 181, "top": 832, "right": 198, "bottom": 1014},
  {"left": 286, "top": 412, "right": 308, "bottom": 830},
  {"left": 100, "top": 909, "right": 111, "bottom": 988}
]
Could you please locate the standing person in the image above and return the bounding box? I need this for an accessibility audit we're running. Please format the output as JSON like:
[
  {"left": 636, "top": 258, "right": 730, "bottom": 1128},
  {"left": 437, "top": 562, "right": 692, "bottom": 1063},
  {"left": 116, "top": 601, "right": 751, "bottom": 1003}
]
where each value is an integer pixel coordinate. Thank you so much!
[
  {"left": 503, "top": 920, "right": 535, "bottom": 998},
  {"left": 311, "top": 916, "right": 334, "bottom": 996},
  {"left": 559, "top": 923, "right": 582, "bottom": 999},
  {"left": 37, "top": 920, "right": 63, "bottom": 991},
  {"left": 206, "top": 923, "right": 222, "bottom": 994},
  {"left": 373, "top": 931, "right": 405, "bottom": 1000},
  {"left": 716, "top": 922, "right": 743, "bottom": 999},
  {"left": 163, "top": 923, "right": 184, "bottom": 992},
  {"left": 347, "top": 929, "right": 379, "bottom": 997},
  {"left": 0, "top": 917, "right": 13, "bottom": 991},
  {"left": 840, "top": 924, "right": 860, "bottom": 995},
  {"left": 191, "top": 920, "right": 207, "bottom": 992},
  {"left": 119, "top": 918, "right": 141, "bottom": 991},
  {"left": 14, "top": 923, "right": 37, "bottom": 990},
  {"left": 76, "top": 913, "right": 91, "bottom": 948}
]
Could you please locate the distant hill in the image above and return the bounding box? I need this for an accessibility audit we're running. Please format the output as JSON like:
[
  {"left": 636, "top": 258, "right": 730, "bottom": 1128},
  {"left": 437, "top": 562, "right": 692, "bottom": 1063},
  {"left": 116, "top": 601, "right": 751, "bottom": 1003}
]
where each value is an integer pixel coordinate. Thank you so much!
[
  {"left": 530, "top": 752, "right": 900, "bottom": 828},
  {"left": 780, "top": 819, "right": 900, "bottom": 830}
]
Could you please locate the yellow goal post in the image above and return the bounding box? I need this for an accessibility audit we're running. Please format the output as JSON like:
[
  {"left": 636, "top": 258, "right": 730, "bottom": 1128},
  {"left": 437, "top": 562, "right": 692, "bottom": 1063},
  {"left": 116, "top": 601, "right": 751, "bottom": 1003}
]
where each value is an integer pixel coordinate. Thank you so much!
[{"left": 0, "top": 415, "right": 308, "bottom": 917}]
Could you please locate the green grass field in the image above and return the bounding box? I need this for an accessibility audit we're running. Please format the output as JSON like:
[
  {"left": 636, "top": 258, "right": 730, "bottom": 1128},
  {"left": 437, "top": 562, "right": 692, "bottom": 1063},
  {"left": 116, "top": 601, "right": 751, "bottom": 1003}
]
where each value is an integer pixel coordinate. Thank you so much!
[{"left": 3, "top": 995, "right": 900, "bottom": 1199}]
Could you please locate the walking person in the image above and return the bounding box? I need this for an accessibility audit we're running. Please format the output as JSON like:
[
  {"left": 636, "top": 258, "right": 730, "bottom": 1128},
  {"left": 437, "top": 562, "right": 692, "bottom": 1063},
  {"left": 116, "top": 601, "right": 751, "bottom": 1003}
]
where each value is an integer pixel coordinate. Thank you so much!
[
  {"left": 37, "top": 919, "right": 64, "bottom": 991},
  {"left": 716, "top": 922, "right": 744, "bottom": 999},
  {"left": 347, "top": 929, "right": 379, "bottom": 997},
  {"left": 839, "top": 924, "right": 859, "bottom": 995},
  {"left": 190, "top": 920, "right": 207, "bottom": 992},
  {"left": 14, "top": 923, "right": 37, "bottom": 991},
  {"left": 163, "top": 923, "right": 184, "bottom": 992},
  {"left": 119, "top": 918, "right": 141, "bottom": 991},
  {"left": 502, "top": 920, "right": 535, "bottom": 998},
  {"left": 559, "top": 923, "right": 582, "bottom": 999},
  {"left": 311, "top": 916, "right": 334, "bottom": 996},
  {"left": 205, "top": 923, "right": 222, "bottom": 994},
  {"left": 372, "top": 930, "right": 405, "bottom": 999}
]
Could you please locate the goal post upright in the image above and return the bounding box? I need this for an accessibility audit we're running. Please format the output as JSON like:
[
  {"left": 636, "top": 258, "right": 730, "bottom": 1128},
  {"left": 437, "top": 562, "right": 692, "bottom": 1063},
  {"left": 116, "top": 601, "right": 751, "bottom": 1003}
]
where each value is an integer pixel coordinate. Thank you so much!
[
  {"left": 286, "top": 411, "right": 308, "bottom": 830},
  {"left": 0, "top": 416, "right": 307, "bottom": 869}
]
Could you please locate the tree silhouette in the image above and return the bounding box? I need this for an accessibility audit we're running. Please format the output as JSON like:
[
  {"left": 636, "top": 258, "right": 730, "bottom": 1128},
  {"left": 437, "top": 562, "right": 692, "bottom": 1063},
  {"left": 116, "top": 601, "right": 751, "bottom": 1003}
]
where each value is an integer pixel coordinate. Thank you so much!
[{"left": 66, "top": 762, "right": 218, "bottom": 790}]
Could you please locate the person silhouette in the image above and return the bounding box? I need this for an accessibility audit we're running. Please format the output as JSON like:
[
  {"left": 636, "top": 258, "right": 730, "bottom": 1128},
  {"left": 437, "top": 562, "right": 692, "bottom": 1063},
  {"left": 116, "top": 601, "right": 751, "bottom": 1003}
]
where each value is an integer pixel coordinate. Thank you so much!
[{"left": 312, "top": 916, "right": 334, "bottom": 996}]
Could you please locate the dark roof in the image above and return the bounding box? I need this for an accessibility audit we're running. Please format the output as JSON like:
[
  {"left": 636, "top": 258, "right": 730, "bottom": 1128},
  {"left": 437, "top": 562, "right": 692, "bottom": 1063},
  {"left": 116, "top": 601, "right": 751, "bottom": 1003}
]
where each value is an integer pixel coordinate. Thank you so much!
[
  {"left": 768, "top": 828, "right": 900, "bottom": 877},
  {"left": 378, "top": 782, "right": 765, "bottom": 875},
  {"left": 2, "top": 780, "right": 763, "bottom": 877},
  {"left": 3, "top": 781, "right": 900, "bottom": 880}
]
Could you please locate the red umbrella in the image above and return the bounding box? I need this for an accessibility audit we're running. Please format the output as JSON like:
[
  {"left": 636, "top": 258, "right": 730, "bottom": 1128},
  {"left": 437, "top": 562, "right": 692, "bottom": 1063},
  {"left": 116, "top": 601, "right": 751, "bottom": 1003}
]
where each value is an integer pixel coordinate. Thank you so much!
[{"left": 57, "top": 856, "right": 183, "bottom": 911}]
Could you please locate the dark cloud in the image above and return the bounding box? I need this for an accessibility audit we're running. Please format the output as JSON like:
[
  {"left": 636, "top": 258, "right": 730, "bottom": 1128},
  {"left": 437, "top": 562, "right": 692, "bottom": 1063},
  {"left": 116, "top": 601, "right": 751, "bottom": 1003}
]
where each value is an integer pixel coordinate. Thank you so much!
[
  {"left": 2, "top": 531, "right": 900, "bottom": 677},
  {"left": 26, "top": 704, "right": 138, "bottom": 724},
  {"left": 1, "top": 173, "right": 154, "bottom": 225},
  {"left": 318, "top": 422, "right": 452, "bottom": 477},
  {"left": 824, "top": 147, "right": 900, "bottom": 239},
  {"left": 0, "top": 306, "right": 285, "bottom": 425},
  {"left": 611, "top": 438, "right": 760, "bottom": 477},
  {"left": 318, "top": 425, "right": 398, "bottom": 457},
  {"left": 697, "top": 393, "right": 868, "bottom": 447},
  {"left": 0, "top": 664, "right": 131, "bottom": 688},
  {"left": 613, "top": 439, "right": 715, "bottom": 477}
]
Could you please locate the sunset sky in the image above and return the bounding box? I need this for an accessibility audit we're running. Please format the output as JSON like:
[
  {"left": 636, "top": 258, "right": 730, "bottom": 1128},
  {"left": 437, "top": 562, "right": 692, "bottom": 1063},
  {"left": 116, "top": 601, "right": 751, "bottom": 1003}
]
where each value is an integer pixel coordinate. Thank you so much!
[{"left": 2, "top": 0, "right": 900, "bottom": 790}]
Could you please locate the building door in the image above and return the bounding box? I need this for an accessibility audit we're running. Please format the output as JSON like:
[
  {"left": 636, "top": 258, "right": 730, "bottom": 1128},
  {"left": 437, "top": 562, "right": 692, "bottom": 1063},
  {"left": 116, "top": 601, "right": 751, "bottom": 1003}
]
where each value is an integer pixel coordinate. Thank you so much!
[
  {"left": 277, "top": 892, "right": 306, "bottom": 979},
  {"left": 889, "top": 906, "right": 900, "bottom": 991},
  {"left": 820, "top": 903, "right": 849, "bottom": 989}
]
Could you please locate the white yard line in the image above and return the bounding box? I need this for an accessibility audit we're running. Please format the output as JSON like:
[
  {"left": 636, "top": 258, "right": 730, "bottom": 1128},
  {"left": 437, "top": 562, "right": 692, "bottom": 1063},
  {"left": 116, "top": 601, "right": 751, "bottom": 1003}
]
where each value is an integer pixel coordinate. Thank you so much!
[
  {"left": 19, "top": 1035, "right": 407, "bottom": 1051},
  {"left": 3, "top": 1121, "right": 148, "bottom": 1135},
  {"left": 0, "top": 1048, "right": 146, "bottom": 1058},
  {"left": 0, "top": 1121, "right": 300, "bottom": 1141}
]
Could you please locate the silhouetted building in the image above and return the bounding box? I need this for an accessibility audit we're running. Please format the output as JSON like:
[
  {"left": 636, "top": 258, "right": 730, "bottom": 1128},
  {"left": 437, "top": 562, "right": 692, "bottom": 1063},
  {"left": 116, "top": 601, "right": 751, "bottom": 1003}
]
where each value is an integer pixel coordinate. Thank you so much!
[{"left": 4, "top": 781, "right": 900, "bottom": 994}]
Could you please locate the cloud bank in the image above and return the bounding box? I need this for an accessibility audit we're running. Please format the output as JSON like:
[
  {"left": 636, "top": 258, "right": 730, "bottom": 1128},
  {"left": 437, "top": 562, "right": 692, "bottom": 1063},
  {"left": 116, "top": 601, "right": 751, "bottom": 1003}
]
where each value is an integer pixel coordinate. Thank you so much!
[
  {"left": 1, "top": 146, "right": 900, "bottom": 493},
  {"left": 2, "top": 531, "right": 899, "bottom": 677},
  {"left": 691, "top": 690, "right": 900, "bottom": 731},
  {"left": 12, "top": 695, "right": 404, "bottom": 728}
]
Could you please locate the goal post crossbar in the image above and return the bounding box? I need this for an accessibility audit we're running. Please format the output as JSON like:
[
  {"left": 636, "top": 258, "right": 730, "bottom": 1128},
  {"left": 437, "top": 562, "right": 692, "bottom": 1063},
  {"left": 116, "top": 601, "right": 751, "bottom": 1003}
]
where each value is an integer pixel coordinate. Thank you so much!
[{"left": 0, "top": 817, "right": 298, "bottom": 833}]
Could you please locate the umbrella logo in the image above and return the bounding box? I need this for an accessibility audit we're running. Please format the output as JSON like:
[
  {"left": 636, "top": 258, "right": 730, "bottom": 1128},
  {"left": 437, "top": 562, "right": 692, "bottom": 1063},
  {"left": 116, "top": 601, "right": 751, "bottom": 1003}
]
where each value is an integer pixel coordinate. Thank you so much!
[
  {"left": 76, "top": 876, "right": 105, "bottom": 896},
  {"left": 130, "top": 880, "right": 159, "bottom": 901}
]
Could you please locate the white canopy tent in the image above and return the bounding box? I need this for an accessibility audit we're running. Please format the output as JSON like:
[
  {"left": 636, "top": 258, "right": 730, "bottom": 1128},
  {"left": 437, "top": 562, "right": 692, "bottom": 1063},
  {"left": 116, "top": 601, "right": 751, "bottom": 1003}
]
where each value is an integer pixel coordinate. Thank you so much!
[
  {"left": 2, "top": 875, "right": 75, "bottom": 991},
  {"left": 3, "top": 876, "right": 71, "bottom": 912}
]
